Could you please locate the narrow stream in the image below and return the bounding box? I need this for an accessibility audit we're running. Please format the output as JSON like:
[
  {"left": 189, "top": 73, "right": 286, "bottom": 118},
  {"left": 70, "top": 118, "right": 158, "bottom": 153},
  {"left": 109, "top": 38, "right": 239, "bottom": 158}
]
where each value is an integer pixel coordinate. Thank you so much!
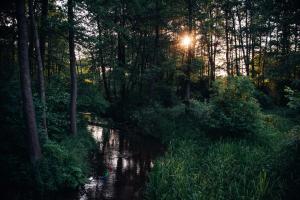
[{"left": 77, "top": 124, "right": 164, "bottom": 200}]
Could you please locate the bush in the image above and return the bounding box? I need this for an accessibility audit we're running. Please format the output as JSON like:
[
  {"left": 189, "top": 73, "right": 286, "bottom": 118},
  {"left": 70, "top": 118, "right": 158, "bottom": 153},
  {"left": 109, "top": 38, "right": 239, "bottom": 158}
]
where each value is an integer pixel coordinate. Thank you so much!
[
  {"left": 278, "top": 125, "right": 300, "bottom": 200},
  {"left": 284, "top": 87, "right": 300, "bottom": 114},
  {"left": 33, "top": 77, "right": 98, "bottom": 192},
  {"left": 141, "top": 78, "right": 300, "bottom": 200},
  {"left": 152, "top": 84, "right": 179, "bottom": 107},
  {"left": 38, "top": 129, "right": 96, "bottom": 192},
  {"left": 44, "top": 76, "right": 108, "bottom": 140},
  {"left": 188, "top": 100, "right": 212, "bottom": 130},
  {"left": 45, "top": 77, "right": 70, "bottom": 140},
  {"left": 131, "top": 77, "right": 263, "bottom": 139},
  {"left": 209, "top": 77, "right": 262, "bottom": 137},
  {"left": 131, "top": 103, "right": 185, "bottom": 141},
  {"left": 78, "top": 79, "right": 109, "bottom": 115},
  {"left": 145, "top": 108, "right": 300, "bottom": 200},
  {"left": 254, "top": 90, "right": 274, "bottom": 109}
]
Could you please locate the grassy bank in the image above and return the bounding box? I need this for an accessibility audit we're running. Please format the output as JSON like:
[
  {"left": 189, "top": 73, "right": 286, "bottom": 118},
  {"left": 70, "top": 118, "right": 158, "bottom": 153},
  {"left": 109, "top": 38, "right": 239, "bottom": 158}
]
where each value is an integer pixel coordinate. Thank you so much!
[
  {"left": 144, "top": 113, "right": 299, "bottom": 200},
  {"left": 127, "top": 78, "right": 300, "bottom": 200}
]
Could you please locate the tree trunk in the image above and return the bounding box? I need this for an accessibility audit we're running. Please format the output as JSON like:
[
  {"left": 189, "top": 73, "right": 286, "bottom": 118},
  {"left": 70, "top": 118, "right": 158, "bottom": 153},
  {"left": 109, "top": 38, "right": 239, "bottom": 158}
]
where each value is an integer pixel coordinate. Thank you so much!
[
  {"left": 225, "top": 9, "right": 230, "bottom": 76},
  {"left": 96, "top": 18, "right": 111, "bottom": 102},
  {"left": 29, "top": 0, "right": 48, "bottom": 138},
  {"left": 16, "top": 0, "right": 42, "bottom": 164},
  {"left": 68, "top": 0, "right": 77, "bottom": 135},
  {"left": 250, "top": 5, "right": 255, "bottom": 79},
  {"left": 237, "top": 11, "right": 248, "bottom": 75},
  {"left": 153, "top": 0, "right": 160, "bottom": 66},
  {"left": 244, "top": 4, "right": 250, "bottom": 76},
  {"left": 40, "top": 0, "right": 48, "bottom": 66},
  {"left": 251, "top": 34, "right": 255, "bottom": 79},
  {"left": 185, "top": 0, "right": 192, "bottom": 103},
  {"left": 117, "top": 4, "right": 126, "bottom": 100},
  {"left": 258, "top": 34, "right": 262, "bottom": 84},
  {"left": 232, "top": 12, "right": 240, "bottom": 75}
]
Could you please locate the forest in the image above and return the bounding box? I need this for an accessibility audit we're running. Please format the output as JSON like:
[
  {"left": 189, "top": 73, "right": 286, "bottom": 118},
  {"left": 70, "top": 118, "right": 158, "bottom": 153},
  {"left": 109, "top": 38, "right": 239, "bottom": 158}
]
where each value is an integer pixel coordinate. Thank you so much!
[{"left": 0, "top": 0, "right": 299, "bottom": 199}]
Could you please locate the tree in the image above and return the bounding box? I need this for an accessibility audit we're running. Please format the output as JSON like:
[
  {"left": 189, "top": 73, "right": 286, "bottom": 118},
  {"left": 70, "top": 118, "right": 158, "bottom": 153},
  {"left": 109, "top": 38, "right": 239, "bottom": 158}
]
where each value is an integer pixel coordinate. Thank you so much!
[
  {"left": 29, "top": 0, "right": 48, "bottom": 137},
  {"left": 16, "top": 0, "right": 42, "bottom": 163},
  {"left": 96, "top": 17, "right": 111, "bottom": 102},
  {"left": 185, "top": 0, "right": 193, "bottom": 103},
  {"left": 40, "top": 0, "right": 48, "bottom": 67},
  {"left": 117, "top": 1, "right": 127, "bottom": 100},
  {"left": 68, "top": 0, "right": 77, "bottom": 135}
]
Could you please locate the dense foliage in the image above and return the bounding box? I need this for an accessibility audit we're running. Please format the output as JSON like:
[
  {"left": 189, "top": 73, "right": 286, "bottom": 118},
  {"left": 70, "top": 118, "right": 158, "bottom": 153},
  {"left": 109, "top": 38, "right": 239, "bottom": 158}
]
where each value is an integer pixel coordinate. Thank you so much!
[
  {"left": 0, "top": 75, "right": 104, "bottom": 198},
  {"left": 209, "top": 77, "right": 262, "bottom": 136},
  {"left": 0, "top": 0, "right": 299, "bottom": 199},
  {"left": 285, "top": 87, "right": 300, "bottom": 114},
  {"left": 144, "top": 81, "right": 300, "bottom": 200}
]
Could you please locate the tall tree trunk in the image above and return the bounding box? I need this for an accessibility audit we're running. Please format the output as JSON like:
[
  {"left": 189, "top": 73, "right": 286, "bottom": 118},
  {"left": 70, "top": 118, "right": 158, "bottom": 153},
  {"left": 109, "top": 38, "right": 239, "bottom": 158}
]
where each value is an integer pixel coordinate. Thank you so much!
[
  {"left": 209, "top": 9, "right": 215, "bottom": 82},
  {"left": 117, "top": 4, "right": 126, "bottom": 100},
  {"left": 208, "top": 36, "right": 215, "bottom": 82},
  {"left": 47, "top": 35, "right": 52, "bottom": 83},
  {"left": 225, "top": 9, "right": 230, "bottom": 76},
  {"left": 139, "top": 32, "right": 147, "bottom": 92},
  {"left": 29, "top": 0, "right": 48, "bottom": 137},
  {"left": 258, "top": 34, "right": 262, "bottom": 85},
  {"left": 245, "top": 12, "right": 250, "bottom": 76},
  {"left": 29, "top": 29, "right": 34, "bottom": 78},
  {"left": 250, "top": 5, "right": 255, "bottom": 79},
  {"left": 68, "top": 0, "right": 77, "bottom": 135},
  {"left": 251, "top": 34, "right": 255, "bottom": 79},
  {"left": 16, "top": 0, "right": 42, "bottom": 163},
  {"left": 237, "top": 11, "right": 248, "bottom": 75},
  {"left": 40, "top": 0, "right": 48, "bottom": 66},
  {"left": 153, "top": 0, "right": 160, "bottom": 66},
  {"left": 232, "top": 12, "right": 240, "bottom": 75},
  {"left": 96, "top": 18, "right": 111, "bottom": 102},
  {"left": 185, "top": 0, "right": 193, "bottom": 103}
]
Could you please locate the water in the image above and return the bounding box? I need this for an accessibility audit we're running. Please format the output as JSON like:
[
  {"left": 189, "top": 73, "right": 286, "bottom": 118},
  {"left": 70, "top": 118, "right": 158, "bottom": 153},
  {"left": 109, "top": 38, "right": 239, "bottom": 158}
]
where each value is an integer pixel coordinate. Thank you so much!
[{"left": 77, "top": 125, "right": 164, "bottom": 200}]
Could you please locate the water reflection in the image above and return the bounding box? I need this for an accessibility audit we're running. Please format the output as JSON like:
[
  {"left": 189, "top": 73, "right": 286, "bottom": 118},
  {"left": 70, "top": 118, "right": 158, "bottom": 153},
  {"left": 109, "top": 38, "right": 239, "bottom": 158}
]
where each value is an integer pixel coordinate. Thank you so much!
[{"left": 80, "top": 125, "right": 164, "bottom": 200}]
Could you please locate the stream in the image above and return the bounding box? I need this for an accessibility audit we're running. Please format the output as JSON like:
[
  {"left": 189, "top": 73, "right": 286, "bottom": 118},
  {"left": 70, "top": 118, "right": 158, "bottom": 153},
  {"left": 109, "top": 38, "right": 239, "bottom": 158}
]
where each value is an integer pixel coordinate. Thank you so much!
[{"left": 75, "top": 124, "right": 164, "bottom": 200}]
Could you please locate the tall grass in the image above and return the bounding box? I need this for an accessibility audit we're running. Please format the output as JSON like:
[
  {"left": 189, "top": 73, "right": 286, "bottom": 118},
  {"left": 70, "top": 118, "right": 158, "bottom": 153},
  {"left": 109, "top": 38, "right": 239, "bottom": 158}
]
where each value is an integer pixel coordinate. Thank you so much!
[{"left": 144, "top": 111, "right": 299, "bottom": 200}]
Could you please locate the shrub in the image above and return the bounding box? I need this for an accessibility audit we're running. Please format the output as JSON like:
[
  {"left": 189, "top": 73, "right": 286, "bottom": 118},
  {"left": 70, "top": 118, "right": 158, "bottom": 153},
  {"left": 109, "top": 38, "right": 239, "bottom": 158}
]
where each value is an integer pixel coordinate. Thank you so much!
[
  {"left": 276, "top": 125, "right": 300, "bottom": 200},
  {"left": 38, "top": 129, "right": 96, "bottom": 192},
  {"left": 188, "top": 100, "right": 213, "bottom": 130},
  {"left": 78, "top": 79, "right": 109, "bottom": 115},
  {"left": 152, "top": 84, "right": 179, "bottom": 107},
  {"left": 46, "top": 77, "right": 70, "bottom": 140},
  {"left": 44, "top": 77, "right": 108, "bottom": 140},
  {"left": 254, "top": 90, "right": 274, "bottom": 109},
  {"left": 131, "top": 103, "right": 185, "bottom": 141},
  {"left": 209, "top": 77, "right": 262, "bottom": 137},
  {"left": 284, "top": 87, "right": 300, "bottom": 114}
]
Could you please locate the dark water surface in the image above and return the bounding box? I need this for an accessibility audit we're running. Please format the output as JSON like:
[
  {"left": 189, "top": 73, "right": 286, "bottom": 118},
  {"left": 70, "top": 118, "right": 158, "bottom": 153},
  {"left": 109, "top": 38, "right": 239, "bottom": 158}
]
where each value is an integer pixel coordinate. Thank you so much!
[
  {"left": 76, "top": 125, "right": 164, "bottom": 200},
  {"left": 2, "top": 122, "right": 164, "bottom": 200}
]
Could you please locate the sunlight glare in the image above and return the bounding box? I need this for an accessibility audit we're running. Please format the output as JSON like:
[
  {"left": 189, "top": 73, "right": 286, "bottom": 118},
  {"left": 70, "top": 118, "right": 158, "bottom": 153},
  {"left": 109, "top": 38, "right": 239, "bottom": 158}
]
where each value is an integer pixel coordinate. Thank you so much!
[{"left": 181, "top": 35, "right": 192, "bottom": 48}]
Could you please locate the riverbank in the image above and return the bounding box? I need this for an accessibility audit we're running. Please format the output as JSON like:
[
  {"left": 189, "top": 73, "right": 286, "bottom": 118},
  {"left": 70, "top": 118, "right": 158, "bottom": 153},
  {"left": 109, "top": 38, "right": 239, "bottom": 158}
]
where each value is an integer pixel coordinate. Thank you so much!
[
  {"left": 1, "top": 124, "right": 97, "bottom": 200},
  {"left": 109, "top": 78, "right": 300, "bottom": 199},
  {"left": 142, "top": 109, "right": 300, "bottom": 200}
]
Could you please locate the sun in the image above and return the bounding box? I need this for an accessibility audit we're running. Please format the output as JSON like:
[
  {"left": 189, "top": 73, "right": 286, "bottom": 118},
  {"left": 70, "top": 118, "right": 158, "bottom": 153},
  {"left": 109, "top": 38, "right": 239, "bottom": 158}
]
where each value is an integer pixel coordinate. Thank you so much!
[{"left": 181, "top": 35, "right": 192, "bottom": 48}]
